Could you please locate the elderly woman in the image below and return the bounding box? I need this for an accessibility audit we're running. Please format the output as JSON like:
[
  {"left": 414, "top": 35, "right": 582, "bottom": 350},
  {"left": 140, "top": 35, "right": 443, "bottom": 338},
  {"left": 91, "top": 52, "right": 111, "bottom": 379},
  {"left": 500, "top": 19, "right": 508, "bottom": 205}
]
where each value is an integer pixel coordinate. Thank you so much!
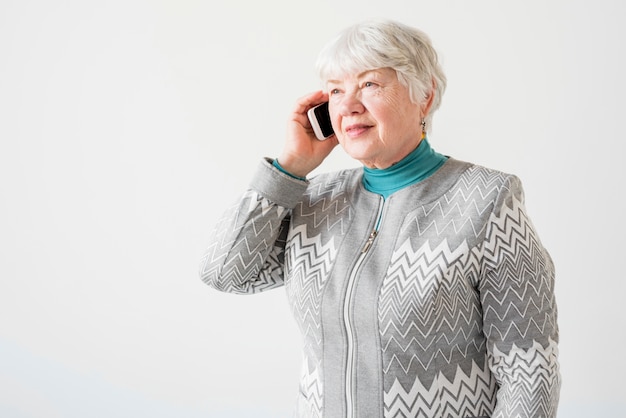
[{"left": 200, "top": 19, "right": 560, "bottom": 418}]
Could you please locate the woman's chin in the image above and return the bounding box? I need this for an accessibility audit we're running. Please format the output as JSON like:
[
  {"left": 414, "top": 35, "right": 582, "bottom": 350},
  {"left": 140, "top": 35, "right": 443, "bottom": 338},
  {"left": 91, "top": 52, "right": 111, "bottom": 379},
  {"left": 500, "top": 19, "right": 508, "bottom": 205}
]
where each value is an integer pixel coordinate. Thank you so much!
[{"left": 339, "top": 138, "right": 373, "bottom": 158}]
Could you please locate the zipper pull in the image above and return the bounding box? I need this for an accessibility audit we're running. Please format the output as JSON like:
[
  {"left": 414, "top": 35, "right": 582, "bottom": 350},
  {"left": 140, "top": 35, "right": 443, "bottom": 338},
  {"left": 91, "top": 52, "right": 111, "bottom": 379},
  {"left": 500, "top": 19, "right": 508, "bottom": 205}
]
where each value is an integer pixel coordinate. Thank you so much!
[{"left": 362, "top": 230, "right": 378, "bottom": 253}]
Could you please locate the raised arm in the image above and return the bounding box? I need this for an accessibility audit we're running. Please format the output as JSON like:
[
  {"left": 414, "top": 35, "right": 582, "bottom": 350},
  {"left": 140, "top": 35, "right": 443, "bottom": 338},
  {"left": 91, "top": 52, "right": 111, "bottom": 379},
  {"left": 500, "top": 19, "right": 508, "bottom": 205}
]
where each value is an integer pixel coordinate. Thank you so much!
[
  {"left": 199, "top": 89, "right": 339, "bottom": 294},
  {"left": 199, "top": 159, "right": 308, "bottom": 294}
]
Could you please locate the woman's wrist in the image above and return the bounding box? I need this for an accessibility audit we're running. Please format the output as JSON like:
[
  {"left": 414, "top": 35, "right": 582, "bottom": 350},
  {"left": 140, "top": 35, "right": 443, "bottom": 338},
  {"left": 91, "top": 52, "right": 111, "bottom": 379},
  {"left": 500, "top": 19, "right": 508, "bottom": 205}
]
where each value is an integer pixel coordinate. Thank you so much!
[{"left": 272, "top": 159, "right": 307, "bottom": 181}]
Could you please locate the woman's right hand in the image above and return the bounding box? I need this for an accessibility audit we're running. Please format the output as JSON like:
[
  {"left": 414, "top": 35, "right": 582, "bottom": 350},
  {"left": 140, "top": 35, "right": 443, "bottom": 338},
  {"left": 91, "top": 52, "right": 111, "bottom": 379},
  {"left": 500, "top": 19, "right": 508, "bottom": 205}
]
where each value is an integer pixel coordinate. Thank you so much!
[{"left": 276, "top": 90, "right": 339, "bottom": 178}]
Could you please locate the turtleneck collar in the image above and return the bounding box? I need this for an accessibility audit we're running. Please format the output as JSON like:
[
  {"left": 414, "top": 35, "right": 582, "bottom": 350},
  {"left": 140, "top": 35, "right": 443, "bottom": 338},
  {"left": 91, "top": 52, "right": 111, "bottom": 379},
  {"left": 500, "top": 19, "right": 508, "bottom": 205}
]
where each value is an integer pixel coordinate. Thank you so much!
[{"left": 362, "top": 137, "right": 447, "bottom": 199}]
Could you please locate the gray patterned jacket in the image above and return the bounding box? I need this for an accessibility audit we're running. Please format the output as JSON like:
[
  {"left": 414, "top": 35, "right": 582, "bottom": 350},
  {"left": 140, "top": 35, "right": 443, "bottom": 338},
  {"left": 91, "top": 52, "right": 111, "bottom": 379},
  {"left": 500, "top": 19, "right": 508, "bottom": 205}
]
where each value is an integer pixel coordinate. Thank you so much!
[{"left": 199, "top": 157, "right": 560, "bottom": 418}]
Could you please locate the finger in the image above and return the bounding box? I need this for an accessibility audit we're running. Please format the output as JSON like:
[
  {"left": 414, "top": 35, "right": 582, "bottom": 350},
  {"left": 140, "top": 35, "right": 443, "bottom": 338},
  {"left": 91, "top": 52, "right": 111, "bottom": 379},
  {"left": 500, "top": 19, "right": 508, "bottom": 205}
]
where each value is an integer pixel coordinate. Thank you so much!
[{"left": 293, "top": 90, "right": 326, "bottom": 115}]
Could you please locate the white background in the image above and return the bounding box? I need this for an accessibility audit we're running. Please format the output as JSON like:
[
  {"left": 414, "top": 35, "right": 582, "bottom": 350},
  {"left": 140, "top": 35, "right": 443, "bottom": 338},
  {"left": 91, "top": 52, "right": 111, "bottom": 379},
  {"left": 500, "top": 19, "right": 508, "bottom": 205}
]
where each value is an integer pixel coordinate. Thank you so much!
[{"left": 1, "top": 0, "right": 625, "bottom": 417}]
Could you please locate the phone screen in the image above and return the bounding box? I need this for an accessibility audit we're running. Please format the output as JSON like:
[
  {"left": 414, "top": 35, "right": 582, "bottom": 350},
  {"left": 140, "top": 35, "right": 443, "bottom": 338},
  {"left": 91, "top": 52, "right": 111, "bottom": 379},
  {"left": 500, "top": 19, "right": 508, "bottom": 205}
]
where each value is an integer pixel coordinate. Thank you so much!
[{"left": 308, "top": 102, "right": 334, "bottom": 140}]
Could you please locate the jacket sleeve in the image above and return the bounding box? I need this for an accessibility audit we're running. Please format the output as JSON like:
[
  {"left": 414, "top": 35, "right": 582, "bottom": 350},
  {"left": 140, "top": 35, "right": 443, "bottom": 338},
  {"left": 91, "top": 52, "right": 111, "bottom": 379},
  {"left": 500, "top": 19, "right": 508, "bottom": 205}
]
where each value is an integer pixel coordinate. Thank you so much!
[
  {"left": 479, "top": 175, "right": 560, "bottom": 417},
  {"left": 199, "top": 158, "right": 309, "bottom": 295}
]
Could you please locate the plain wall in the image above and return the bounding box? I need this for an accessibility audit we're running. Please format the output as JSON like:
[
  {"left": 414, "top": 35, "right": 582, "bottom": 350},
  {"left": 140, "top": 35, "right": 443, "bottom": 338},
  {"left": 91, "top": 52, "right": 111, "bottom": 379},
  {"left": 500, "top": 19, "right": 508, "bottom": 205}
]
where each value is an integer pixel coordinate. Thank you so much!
[{"left": 1, "top": 0, "right": 625, "bottom": 417}]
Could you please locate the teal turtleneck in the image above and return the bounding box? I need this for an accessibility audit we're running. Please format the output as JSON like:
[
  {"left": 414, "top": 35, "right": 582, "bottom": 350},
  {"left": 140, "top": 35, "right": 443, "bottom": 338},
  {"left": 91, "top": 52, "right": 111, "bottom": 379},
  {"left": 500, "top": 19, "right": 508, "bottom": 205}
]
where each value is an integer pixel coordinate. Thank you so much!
[{"left": 362, "top": 138, "right": 447, "bottom": 199}]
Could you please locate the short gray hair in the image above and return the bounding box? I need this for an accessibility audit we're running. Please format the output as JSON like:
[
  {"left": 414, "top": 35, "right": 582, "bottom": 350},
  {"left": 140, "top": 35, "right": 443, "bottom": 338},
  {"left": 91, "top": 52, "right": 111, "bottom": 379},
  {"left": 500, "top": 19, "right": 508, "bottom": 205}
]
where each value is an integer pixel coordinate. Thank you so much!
[{"left": 315, "top": 19, "right": 446, "bottom": 132}]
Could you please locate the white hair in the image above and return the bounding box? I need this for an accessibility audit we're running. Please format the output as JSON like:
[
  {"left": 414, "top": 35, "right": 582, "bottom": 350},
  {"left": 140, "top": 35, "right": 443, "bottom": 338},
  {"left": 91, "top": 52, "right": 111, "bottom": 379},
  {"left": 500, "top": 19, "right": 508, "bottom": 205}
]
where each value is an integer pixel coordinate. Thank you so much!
[{"left": 315, "top": 19, "right": 447, "bottom": 132}]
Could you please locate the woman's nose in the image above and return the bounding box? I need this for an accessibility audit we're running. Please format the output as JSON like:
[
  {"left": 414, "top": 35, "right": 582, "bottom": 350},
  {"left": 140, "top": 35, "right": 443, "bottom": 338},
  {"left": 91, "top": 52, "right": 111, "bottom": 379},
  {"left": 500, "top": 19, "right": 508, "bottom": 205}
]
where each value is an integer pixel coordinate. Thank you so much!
[{"left": 338, "top": 93, "right": 365, "bottom": 116}]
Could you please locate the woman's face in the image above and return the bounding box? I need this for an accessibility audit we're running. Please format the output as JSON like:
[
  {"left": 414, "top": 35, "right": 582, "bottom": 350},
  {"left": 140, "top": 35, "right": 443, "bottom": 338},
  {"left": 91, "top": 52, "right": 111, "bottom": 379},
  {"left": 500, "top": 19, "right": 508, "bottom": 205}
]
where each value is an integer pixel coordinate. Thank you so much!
[{"left": 327, "top": 67, "right": 424, "bottom": 169}]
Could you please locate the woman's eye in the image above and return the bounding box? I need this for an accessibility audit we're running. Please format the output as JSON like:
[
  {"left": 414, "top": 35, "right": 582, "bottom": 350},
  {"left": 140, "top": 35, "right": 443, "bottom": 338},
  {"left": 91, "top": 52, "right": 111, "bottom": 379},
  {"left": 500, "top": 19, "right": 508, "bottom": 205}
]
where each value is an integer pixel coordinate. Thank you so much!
[
  {"left": 329, "top": 88, "right": 340, "bottom": 95},
  {"left": 364, "top": 81, "right": 376, "bottom": 88}
]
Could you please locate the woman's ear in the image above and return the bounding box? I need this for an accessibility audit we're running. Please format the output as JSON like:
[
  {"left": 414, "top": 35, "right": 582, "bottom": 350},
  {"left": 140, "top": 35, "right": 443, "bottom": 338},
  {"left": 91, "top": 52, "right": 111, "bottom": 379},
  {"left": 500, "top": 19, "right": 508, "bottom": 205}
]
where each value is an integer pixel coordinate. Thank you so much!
[{"left": 420, "top": 79, "right": 436, "bottom": 117}]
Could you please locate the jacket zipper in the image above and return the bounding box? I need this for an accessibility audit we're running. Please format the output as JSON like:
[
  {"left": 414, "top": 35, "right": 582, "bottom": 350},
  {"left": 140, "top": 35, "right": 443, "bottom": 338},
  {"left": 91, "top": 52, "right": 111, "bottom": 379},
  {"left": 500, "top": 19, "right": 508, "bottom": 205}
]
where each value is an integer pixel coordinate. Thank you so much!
[{"left": 343, "top": 197, "right": 385, "bottom": 418}]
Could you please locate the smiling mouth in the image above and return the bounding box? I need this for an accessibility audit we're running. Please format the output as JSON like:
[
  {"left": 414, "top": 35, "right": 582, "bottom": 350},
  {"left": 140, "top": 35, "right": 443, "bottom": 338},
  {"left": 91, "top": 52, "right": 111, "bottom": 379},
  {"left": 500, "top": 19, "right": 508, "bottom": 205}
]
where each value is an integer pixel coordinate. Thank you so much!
[{"left": 345, "top": 124, "right": 372, "bottom": 137}]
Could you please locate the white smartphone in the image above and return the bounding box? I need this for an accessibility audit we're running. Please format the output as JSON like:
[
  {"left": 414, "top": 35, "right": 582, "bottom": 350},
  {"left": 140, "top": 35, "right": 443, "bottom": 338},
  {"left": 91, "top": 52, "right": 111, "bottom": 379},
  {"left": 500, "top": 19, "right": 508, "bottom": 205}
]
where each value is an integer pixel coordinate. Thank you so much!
[{"left": 307, "top": 102, "right": 334, "bottom": 140}]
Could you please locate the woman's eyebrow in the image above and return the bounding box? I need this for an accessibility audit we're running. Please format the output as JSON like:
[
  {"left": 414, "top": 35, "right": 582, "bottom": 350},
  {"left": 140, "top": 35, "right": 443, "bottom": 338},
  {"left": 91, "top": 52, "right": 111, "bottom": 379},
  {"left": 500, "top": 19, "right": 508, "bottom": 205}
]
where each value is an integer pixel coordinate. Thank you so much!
[{"left": 327, "top": 70, "right": 383, "bottom": 85}]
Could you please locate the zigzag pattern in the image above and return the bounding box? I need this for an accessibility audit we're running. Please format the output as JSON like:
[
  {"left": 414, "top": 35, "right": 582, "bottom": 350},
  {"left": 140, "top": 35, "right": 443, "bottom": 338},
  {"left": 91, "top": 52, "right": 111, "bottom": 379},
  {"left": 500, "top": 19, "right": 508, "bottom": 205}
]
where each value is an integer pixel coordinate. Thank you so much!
[
  {"left": 284, "top": 172, "right": 353, "bottom": 417},
  {"left": 298, "top": 170, "right": 353, "bottom": 235},
  {"left": 285, "top": 223, "right": 337, "bottom": 350},
  {"left": 403, "top": 166, "right": 505, "bottom": 239},
  {"left": 285, "top": 171, "right": 352, "bottom": 349},
  {"left": 378, "top": 168, "right": 558, "bottom": 416},
  {"left": 384, "top": 360, "right": 497, "bottom": 418},
  {"left": 480, "top": 184, "right": 557, "bottom": 347},
  {"left": 490, "top": 339, "right": 560, "bottom": 418},
  {"left": 294, "top": 357, "right": 323, "bottom": 418},
  {"left": 201, "top": 162, "right": 559, "bottom": 417},
  {"left": 379, "top": 236, "right": 487, "bottom": 387},
  {"left": 199, "top": 191, "right": 287, "bottom": 294}
]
